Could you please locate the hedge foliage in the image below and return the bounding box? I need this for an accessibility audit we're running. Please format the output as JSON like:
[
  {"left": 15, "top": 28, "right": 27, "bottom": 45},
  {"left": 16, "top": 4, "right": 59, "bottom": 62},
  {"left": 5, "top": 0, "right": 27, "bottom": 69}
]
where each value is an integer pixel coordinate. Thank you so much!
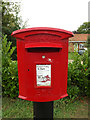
[
  {"left": 2, "top": 35, "right": 18, "bottom": 98},
  {"left": 68, "top": 51, "right": 89, "bottom": 100},
  {"left": 2, "top": 35, "right": 89, "bottom": 99}
]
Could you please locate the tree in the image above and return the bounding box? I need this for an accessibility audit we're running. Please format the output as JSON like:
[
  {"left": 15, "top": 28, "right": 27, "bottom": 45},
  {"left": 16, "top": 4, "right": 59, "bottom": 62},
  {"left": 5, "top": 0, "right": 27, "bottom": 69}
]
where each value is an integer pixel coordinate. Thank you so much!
[
  {"left": 2, "top": 1, "right": 21, "bottom": 36},
  {"left": 76, "top": 22, "right": 90, "bottom": 34},
  {"left": 2, "top": 1, "right": 27, "bottom": 59}
]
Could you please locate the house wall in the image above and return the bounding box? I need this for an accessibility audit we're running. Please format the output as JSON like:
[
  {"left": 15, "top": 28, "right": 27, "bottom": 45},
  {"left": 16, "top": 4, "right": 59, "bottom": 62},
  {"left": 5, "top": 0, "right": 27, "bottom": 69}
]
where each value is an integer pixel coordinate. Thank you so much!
[
  {"left": 68, "top": 34, "right": 88, "bottom": 52},
  {"left": 68, "top": 43, "right": 74, "bottom": 52},
  {"left": 68, "top": 42, "right": 86, "bottom": 52}
]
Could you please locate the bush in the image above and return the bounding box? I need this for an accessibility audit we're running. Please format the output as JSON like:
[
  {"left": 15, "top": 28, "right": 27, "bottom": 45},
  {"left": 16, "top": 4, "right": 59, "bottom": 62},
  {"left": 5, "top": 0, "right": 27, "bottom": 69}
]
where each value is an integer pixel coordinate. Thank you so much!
[
  {"left": 67, "top": 86, "right": 80, "bottom": 100},
  {"left": 68, "top": 51, "right": 88, "bottom": 97},
  {"left": 2, "top": 35, "right": 18, "bottom": 98}
]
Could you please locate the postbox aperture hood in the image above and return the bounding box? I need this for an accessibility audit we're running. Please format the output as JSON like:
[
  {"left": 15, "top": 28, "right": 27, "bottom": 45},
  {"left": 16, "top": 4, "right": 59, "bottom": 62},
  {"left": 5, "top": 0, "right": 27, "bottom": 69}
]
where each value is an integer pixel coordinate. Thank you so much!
[{"left": 11, "top": 27, "right": 74, "bottom": 40}]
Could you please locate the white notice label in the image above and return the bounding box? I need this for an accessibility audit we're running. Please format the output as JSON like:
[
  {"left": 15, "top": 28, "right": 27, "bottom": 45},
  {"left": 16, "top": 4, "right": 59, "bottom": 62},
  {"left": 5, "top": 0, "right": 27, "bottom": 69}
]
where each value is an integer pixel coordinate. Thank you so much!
[{"left": 36, "top": 65, "right": 51, "bottom": 86}]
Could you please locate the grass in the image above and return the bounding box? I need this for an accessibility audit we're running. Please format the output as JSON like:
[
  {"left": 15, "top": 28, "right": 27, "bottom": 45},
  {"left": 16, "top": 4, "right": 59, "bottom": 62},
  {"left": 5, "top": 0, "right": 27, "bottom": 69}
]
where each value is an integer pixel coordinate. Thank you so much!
[
  {"left": 2, "top": 97, "right": 88, "bottom": 119},
  {"left": 54, "top": 97, "right": 88, "bottom": 118},
  {"left": 2, "top": 97, "right": 33, "bottom": 118}
]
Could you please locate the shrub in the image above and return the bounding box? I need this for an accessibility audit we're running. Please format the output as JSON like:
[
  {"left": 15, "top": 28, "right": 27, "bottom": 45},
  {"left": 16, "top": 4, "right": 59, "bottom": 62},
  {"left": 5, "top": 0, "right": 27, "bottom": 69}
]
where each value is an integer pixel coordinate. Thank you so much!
[
  {"left": 67, "top": 85, "right": 80, "bottom": 101},
  {"left": 68, "top": 51, "right": 88, "bottom": 97},
  {"left": 2, "top": 35, "right": 18, "bottom": 98}
]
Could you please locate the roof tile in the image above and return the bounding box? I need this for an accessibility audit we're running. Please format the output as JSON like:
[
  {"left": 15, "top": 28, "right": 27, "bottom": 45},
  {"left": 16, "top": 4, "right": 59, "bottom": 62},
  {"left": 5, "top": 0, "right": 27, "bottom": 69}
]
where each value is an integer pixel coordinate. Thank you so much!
[{"left": 69, "top": 34, "right": 89, "bottom": 41}]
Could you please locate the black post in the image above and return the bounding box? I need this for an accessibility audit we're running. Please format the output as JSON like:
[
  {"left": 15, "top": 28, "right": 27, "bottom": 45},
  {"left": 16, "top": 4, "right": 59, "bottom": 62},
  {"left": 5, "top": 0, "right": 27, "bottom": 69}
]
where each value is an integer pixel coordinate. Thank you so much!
[{"left": 33, "top": 101, "right": 53, "bottom": 120}]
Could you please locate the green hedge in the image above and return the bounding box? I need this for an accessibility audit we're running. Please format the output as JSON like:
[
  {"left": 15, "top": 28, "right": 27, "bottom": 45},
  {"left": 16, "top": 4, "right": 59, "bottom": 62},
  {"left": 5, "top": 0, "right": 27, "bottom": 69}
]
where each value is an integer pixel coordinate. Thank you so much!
[
  {"left": 2, "top": 35, "right": 18, "bottom": 98},
  {"left": 2, "top": 35, "right": 89, "bottom": 99},
  {"left": 68, "top": 51, "right": 88, "bottom": 99}
]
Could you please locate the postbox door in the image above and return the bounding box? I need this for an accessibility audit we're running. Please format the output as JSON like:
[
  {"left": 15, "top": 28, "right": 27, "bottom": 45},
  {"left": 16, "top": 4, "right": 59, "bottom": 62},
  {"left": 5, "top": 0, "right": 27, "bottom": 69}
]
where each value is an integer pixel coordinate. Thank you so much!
[{"left": 25, "top": 43, "right": 63, "bottom": 90}]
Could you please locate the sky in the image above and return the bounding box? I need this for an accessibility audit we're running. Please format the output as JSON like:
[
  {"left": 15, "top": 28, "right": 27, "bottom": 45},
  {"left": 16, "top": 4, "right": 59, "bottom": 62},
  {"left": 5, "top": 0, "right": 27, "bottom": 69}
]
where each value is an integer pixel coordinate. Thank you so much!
[{"left": 10, "top": 0, "right": 89, "bottom": 31}]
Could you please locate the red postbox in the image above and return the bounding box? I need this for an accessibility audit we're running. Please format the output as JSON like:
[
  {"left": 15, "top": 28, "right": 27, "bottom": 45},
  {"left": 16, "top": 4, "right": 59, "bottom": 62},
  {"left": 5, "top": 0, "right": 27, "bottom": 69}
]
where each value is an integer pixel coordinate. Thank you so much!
[{"left": 11, "top": 27, "right": 73, "bottom": 102}]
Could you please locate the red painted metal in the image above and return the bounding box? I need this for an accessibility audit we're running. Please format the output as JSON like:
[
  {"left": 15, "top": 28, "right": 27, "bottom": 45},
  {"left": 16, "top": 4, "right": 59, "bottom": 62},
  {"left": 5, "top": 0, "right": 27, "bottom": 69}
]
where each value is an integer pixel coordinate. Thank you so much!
[
  {"left": 11, "top": 27, "right": 73, "bottom": 102},
  {"left": 25, "top": 42, "right": 63, "bottom": 49}
]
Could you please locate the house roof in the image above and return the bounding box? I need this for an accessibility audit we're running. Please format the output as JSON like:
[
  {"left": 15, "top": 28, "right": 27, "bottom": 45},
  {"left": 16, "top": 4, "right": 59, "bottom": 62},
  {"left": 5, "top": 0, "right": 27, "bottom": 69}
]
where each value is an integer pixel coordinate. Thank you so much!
[{"left": 69, "top": 34, "right": 89, "bottom": 42}]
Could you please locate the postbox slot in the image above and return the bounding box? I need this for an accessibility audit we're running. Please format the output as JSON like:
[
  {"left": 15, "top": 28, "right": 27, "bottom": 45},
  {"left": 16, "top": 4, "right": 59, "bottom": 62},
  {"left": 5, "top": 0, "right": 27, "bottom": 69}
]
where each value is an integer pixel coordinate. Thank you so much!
[{"left": 27, "top": 47, "right": 61, "bottom": 53}]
